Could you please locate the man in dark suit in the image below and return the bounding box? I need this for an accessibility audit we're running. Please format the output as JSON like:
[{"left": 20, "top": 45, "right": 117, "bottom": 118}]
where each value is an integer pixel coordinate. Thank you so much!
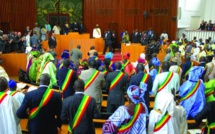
[
  {"left": 61, "top": 79, "right": 98, "bottom": 134},
  {"left": 103, "top": 29, "right": 112, "bottom": 54},
  {"left": 105, "top": 62, "right": 129, "bottom": 113},
  {"left": 30, "top": 31, "right": 40, "bottom": 50},
  {"left": 17, "top": 73, "right": 62, "bottom": 134},
  {"left": 129, "top": 63, "right": 152, "bottom": 109},
  {"left": 70, "top": 21, "right": 79, "bottom": 32},
  {"left": 48, "top": 33, "right": 57, "bottom": 49},
  {"left": 182, "top": 55, "right": 193, "bottom": 79},
  {"left": 131, "top": 29, "right": 140, "bottom": 43},
  {"left": 57, "top": 59, "right": 77, "bottom": 99},
  {"left": 111, "top": 31, "right": 117, "bottom": 53}
]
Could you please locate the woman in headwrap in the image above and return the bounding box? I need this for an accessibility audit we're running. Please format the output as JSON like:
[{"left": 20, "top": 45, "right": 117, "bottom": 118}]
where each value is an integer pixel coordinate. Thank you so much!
[
  {"left": 204, "top": 79, "right": 215, "bottom": 102},
  {"left": 58, "top": 50, "right": 75, "bottom": 69},
  {"left": 149, "top": 57, "right": 162, "bottom": 81},
  {"left": 102, "top": 85, "right": 148, "bottom": 134},
  {"left": 99, "top": 52, "right": 114, "bottom": 77},
  {"left": 134, "top": 53, "right": 150, "bottom": 74},
  {"left": 36, "top": 52, "right": 57, "bottom": 87},
  {"left": 26, "top": 50, "right": 40, "bottom": 76},
  {"left": 148, "top": 91, "right": 176, "bottom": 134},
  {"left": 179, "top": 66, "right": 206, "bottom": 119},
  {"left": 121, "top": 52, "right": 135, "bottom": 77}
]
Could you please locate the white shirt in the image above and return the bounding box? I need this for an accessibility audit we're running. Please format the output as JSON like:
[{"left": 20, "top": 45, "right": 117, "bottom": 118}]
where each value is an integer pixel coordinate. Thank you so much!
[
  {"left": 0, "top": 95, "right": 22, "bottom": 134},
  {"left": 93, "top": 28, "right": 101, "bottom": 38},
  {"left": 173, "top": 106, "right": 187, "bottom": 134},
  {"left": 160, "top": 33, "right": 168, "bottom": 39},
  {"left": 152, "top": 72, "right": 180, "bottom": 95},
  {"left": 52, "top": 26, "right": 60, "bottom": 34},
  {"left": 26, "top": 35, "right": 30, "bottom": 47}
]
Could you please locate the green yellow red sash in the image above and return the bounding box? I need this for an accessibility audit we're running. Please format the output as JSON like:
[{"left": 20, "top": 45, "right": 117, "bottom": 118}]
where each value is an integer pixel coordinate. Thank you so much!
[
  {"left": 205, "top": 90, "right": 214, "bottom": 98},
  {"left": 141, "top": 73, "right": 149, "bottom": 84},
  {"left": 84, "top": 70, "right": 100, "bottom": 90},
  {"left": 150, "top": 66, "right": 154, "bottom": 71},
  {"left": 157, "top": 67, "right": 162, "bottom": 74},
  {"left": 61, "top": 70, "right": 74, "bottom": 92},
  {"left": 122, "top": 60, "right": 129, "bottom": 69},
  {"left": 29, "top": 88, "right": 54, "bottom": 119},
  {"left": 184, "top": 62, "right": 193, "bottom": 77},
  {"left": 181, "top": 80, "right": 200, "bottom": 101},
  {"left": 158, "top": 72, "right": 174, "bottom": 92},
  {"left": 68, "top": 95, "right": 92, "bottom": 133},
  {"left": 109, "top": 61, "right": 113, "bottom": 68},
  {"left": 59, "top": 63, "right": 63, "bottom": 69},
  {"left": 95, "top": 28, "right": 100, "bottom": 35},
  {"left": 154, "top": 112, "right": 171, "bottom": 132},
  {"left": 176, "top": 66, "right": 181, "bottom": 74},
  {"left": 201, "top": 121, "right": 215, "bottom": 134},
  {"left": 118, "top": 103, "right": 143, "bottom": 133},
  {"left": 109, "top": 72, "right": 124, "bottom": 91},
  {"left": 0, "top": 92, "right": 7, "bottom": 104},
  {"left": 102, "top": 69, "right": 108, "bottom": 76},
  {"left": 9, "top": 91, "right": 18, "bottom": 96}
]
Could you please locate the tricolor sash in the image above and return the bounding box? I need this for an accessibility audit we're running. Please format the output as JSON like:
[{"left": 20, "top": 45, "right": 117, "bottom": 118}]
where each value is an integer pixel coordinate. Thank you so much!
[
  {"left": 180, "top": 80, "right": 201, "bottom": 101},
  {"left": 95, "top": 28, "right": 100, "bottom": 35},
  {"left": 150, "top": 66, "right": 154, "bottom": 71},
  {"left": 0, "top": 92, "right": 7, "bottom": 104},
  {"left": 122, "top": 60, "right": 129, "bottom": 69},
  {"left": 157, "top": 72, "right": 174, "bottom": 92},
  {"left": 59, "top": 63, "right": 63, "bottom": 69},
  {"left": 109, "top": 72, "right": 124, "bottom": 91},
  {"left": 201, "top": 121, "right": 215, "bottom": 134},
  {"left": 29, "top": 88, "right": 54, "bottom": 119},
  {"left": 68, "top": 95, "right": 92, "bottom": 133},
  {"left": 61, "top": 70, "right": 74, "bottom": 92},
  {"left": 205, "top": 90, "right": 214, "bottom": 98},
  {"left": 140, "top": 73, "right": 149, "bottom": 84},
  {"left": 176, "top": 66, "right": 181, "bottom": 74},
  {"left": 154, "top": 112, "right": 171, "bottom": 132},
  {"left": 157, "top": 67, "right": 162, "bottom": 74},
  {"left": 109, "top": 61, "right": 114, "bottom": 68},
  {"left": 84, "top": 70, "right": 100, "bottom": 90},
  {"left": 9, "top": 91, "right": 18, "bottom": 96},
  {"left": 101, "top": 69, "right": 108, "bottom": 76},
  {"left": 184, "top": 62, "right": 193, "bottom": 77},
  {"left": 118, "top": 103, "right": 143, "bottom": 133}
]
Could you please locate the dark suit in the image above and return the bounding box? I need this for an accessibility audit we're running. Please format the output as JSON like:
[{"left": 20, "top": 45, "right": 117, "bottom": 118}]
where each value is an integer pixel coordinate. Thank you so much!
[
  {"left": 56, "top": 68, "right": 77, "bottom": 99},
  {"left": 48, "top": 37, "right": 57, "bottom": 49},
  {"left": 105, "top": 70, "right": 129, "bottom": 113},
  {"left": 103, "top": 31, "right": 112, "bottom": 54},
  {"left": 129, "top": 71, "right": 153, "bottom": 109},
  {"left": 182, "top": 60, "right": 192, "bottom": 78},
  {"left": 30, "top": 34, "right": 40, "bottom": 48},
  {"left": 132, "top": 32, "right": 140, "bottom": 43},
  {"left": 16, "top": 86, "right": 62, "bottom": 134},
  {"left": 61, "top": 93, "right": 98, "bottom": 134}
]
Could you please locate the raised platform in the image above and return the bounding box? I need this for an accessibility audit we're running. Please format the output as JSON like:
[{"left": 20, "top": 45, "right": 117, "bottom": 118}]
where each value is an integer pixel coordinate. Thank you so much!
[{"left": 185, "top": 30, "right": 215, "bottom": 41}]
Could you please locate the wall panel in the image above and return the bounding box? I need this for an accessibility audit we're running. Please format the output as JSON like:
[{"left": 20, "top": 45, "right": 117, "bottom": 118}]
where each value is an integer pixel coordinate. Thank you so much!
[{"left": 83, "top": 0, "right": 178, "bottom": 45}]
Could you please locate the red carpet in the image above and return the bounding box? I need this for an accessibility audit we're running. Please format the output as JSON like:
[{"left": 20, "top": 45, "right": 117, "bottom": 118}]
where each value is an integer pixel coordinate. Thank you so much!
[{"left": 98, "top": 51, "right": 122, "bottom": 62}]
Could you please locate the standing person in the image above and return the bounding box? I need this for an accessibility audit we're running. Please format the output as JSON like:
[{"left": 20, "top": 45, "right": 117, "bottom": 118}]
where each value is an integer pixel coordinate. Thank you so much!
[
  {"left": 52, "top": 23, "right": 61, "bottom": 34},
  {"left": 57, "top": 59, "right": 77, "bottom": 99},
  {"left": 48, "top": 32, "right": 57, "bottom": 50},
  {"left": 44, "top": 21, "right": 52, "bottom": 39},
  {"left": 105, "top": 62, "right": 129, "bottom": 113},
  {"left": 33, "top": 22, "right": 41, "bottom": 39},
  {"left": 0, "top": 77, "right": 22, "bottom": 134},
  {"left": 103, "top": 29, "right": 112, "bottom": 54},
  {"left": 121, "top": 52, "right": 135, "bottom": 77},
  {"left": 62, "top": 21, "right": 70, "bottom": 35},
  {"left": 121, "top": 31, "right": 129, "bottom": 43},
  {"left": 131, "top": 29, "right": 140, "bottom": 43},
  {"left": 148, "top": 91, "right": 176, "bottom": 134},
  {"left": 88, "top": 46, "right": 97, "bottom": 58},
  {"left": 78, "top": 22, "right": 85, "bottom": 34},
  {"left": 93, "top": 24, "right": 101, "bottom": 38},
  {"left": 7, "top": 79, "right": 25, "bottom": 105},
  {"left": 102, "top": 85, "right": 148, "bottom": 134},
  {"left": 152, "top": 61, "right": 180, "bottom": 95},
  {"left": 204, "top": 56, "right": 215, "bottom": 82},
  {"left": 169, "top": 58, "right": 183, "bottom": 81},
  {"left": 111, "top": 30, "right": 117, "bottom": 53},
  {"left": 181, "top": 55, "right": 193, "bottom": 80},
  {"left": 179, "top": 66, "right": 206, "bottom": 119},
  {"left": 17, "top": 74, "right": 62, "bottom": 134},
  {"left": 40, "top": 26, "right": 47, "bottom": 41},
  {"left": 61, "top": 79, "right": 98, "bottom": 134},
  {"left": 79, "top": 60, "right": 105, "bottom": 112},
  {"left": 149, "top": 57, "right": 162, "bottom": 81},
  {"left": 70, "top": 45, "right": 82, "bottom": 68},
  {"left": 30, "top": 31, "right": 40, "bottom": 50},
  {"left": 195, "top": 94, "right": 215, "bottom": 134},
  {"left": 70, "top": 21, "right": 79, "bottom": 32},
  {"left": 129, "top": 63, "right": 153, "bottom": 109}
]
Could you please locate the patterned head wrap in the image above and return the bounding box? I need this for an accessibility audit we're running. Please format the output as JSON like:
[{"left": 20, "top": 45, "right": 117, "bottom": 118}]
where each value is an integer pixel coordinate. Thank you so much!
[
  {"left": 61, "top": 50, "right": 70, "bottom": 59},
  {"left": 127, "top": 85, "right": 146, "bottom": 104},
  {"left": 152, "top": 57, "right": 161, "bottom": 67},
  {"left": 105, "top": 52, "right": 113, "bottom": 60}
]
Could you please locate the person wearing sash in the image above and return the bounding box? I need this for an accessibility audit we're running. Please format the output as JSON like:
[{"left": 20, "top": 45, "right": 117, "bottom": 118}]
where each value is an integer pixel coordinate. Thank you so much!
[
  {"left": 105, "top": 62, "right": 129, "bottom": 113},
  {"left": 100, "top": 58, "right": 113, "bottom": 79},
  {"left": 148, "top": 91, "right": 176, "bottom": 134},
  {"left": 204, "top": 56, "right": 215, "bottom": 82},
  {"left": 181, "top": 55, "right": 193, "bottom": 80},
  {"left": 93, "top": 24, "right": 101, "bottom": 38},
  {"left": 179, "top": 66, "right": 206, "bottom": 119},
  {"left": 57, "top": 50, "right": 75, "bottom": 70},
  {"left": 152, "top": 61, "right": 180, "bottom": 95},
  {"left": 129, "top": 63, "right": 152, "bottom": 109},
  {"left": 88, "top": 46, "right": 97, "bottom": 58},
  {"left": 61, "top": 79, "right": 98, "bottom": 134},
  {"left": 70, "top": 45, "right": 82, "bottom": 69},
  {"left": 102, "top": 85, "right": 148, "bottom": 134},
  {"left": 57, "top": 59, "right": 77, "bottom": 99},
  {"left": 195, "top": 92, "right": 215, "bottom": 134},
  {"left": 88, "top": 52, "right": 103, "bottom": 70},
  {"left": 79, "top": 59, "right": 105, "bottom": 112},
  {"left": 6, "top": 79, "right": 24, "bottom": 105},
  {"left": 122, "top": 52, "right": 135, "bottom": 77},
  {"left": 149, "top": 57, "right": 163, "bottom": 82},
  {"left": 62, "top": 21, "right": 70, "bottom": 35},
  {"left": 17, "top": 73, "right": 62, "bottom": 134},
  {"left": 204, "top": 79, "right": 215, "bottom": 102},
  {"left": 0, "top": 77, "right": 22, "bottom": 134},
  {"left": 44, "top": 21, "right": 51, "bottom": 39},
  {"left": 169, "top": 57, "right": 183, "bottom": 82},
  {"left": 104, "top": 52, "right": 115, "bottom": 71}
]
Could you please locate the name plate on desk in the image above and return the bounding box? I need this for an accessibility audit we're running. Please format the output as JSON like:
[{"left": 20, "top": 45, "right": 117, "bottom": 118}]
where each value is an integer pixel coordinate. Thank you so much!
[{"left": 125, "top": 43, "right": 131, "bottom": 46}]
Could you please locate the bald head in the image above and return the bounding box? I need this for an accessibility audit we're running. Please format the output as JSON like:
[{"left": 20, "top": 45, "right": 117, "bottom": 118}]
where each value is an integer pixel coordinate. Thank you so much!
[
  {"left": 137, "top": 63, "right": 145, "bottom": 72},
  {"left": 115, "top": 62, "right": 122, "bottom": 70},
  {"left": 39, "top": 73, "right": 50, "bottom": 86},
  {"left": 0, "top": 77, "right": 8, "bottom": 92},
  {"left": 162, "top": 61, "right": 170, "bottom": 71},
  {"left": 74, "top": 79, "right": 85, "bottom": 92}
]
